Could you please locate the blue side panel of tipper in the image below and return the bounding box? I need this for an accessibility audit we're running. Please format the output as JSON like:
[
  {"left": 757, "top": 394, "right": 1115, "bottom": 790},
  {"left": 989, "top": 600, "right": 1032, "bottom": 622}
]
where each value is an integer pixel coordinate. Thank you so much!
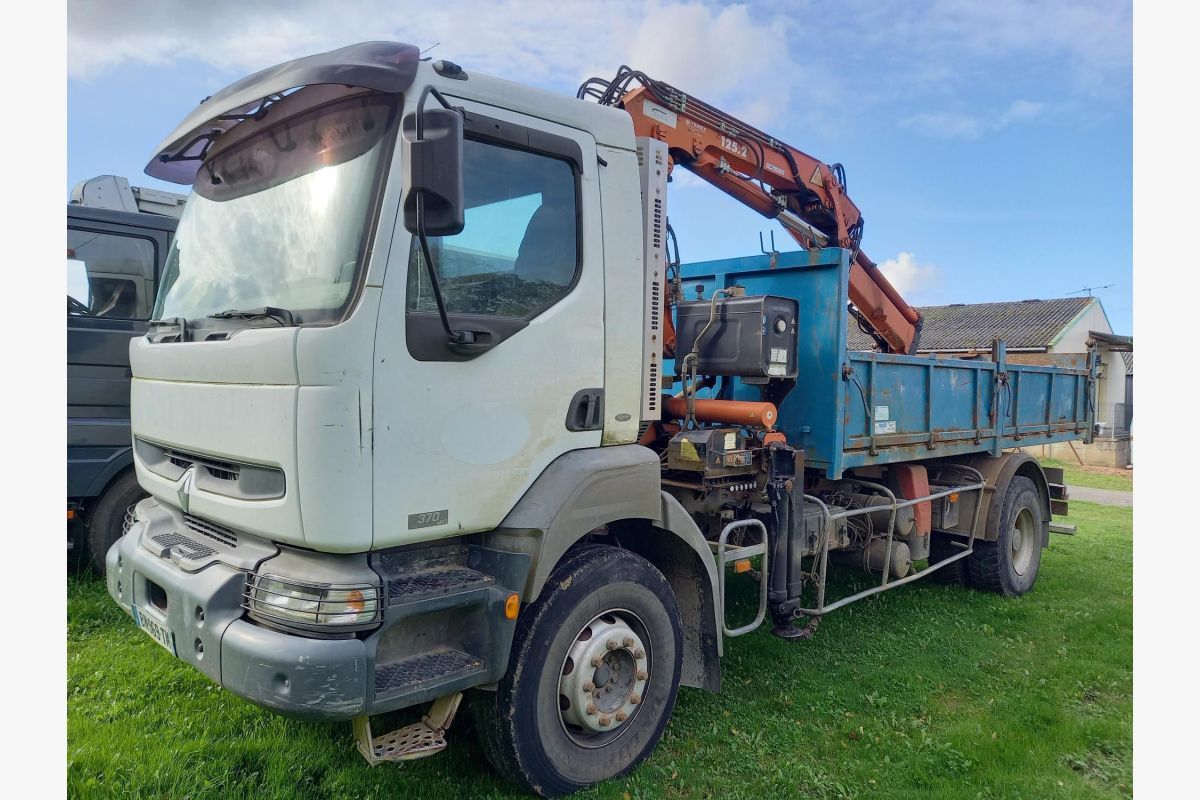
[{"left": 675, "top": 249, "right": 1095, "bottom": 478}]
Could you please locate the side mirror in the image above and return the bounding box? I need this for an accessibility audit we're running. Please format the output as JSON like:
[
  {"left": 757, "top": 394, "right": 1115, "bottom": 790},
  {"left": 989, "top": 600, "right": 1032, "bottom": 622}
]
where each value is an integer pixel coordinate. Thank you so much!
[{"left": 402, "top": 107, "right": 464, "bottom": 236}]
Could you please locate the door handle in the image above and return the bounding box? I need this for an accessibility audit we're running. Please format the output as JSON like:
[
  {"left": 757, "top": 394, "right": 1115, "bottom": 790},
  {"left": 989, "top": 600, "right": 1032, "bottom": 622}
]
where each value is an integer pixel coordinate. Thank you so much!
[{"left": 566, "top": 388, "right": 604, "bottom": 432}]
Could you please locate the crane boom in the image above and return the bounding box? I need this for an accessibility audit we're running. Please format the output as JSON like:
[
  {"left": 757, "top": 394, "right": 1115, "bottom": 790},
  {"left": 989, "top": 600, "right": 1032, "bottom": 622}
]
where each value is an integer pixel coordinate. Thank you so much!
[{"left": 579, "top": 69, "right": 922, "bottom": 355}]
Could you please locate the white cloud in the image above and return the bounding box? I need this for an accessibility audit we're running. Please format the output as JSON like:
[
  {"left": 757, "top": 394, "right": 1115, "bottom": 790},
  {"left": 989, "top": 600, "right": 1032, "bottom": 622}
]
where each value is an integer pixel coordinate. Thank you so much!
[
  {"left": 66, "top": 2, "right": 805, "bottom": 120},
  {"left": 833, "top": 0, "right": 1130, "bottom": 94},
  {"left": 902, "top": 98, "right": 1047, "bottom": 140},
  {"left": 621, "top": 3, "right": 793, "bottom": 122},
  {"left": 67, "top": 1, "right": 1126, "bottom": 144},
  {"left": 901, "top": 111, "right": 988, "bottom": 141},
  {"left": 878, "top": 252, "right": 938, "bottom": 299},
  {"left": 998, "top": 99, "right": 1046, "bottom": 125},
  {"left": 70, "top": 1, "right": 829, "bottom": 137}
]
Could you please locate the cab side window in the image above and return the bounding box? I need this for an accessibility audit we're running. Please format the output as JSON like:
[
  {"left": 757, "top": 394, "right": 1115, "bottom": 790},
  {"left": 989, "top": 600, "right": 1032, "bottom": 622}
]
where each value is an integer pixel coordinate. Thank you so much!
[
  {"left": 407, "top": 137, "right": 578, "bottom": 320},
  {"left": 67, "top": 229, "right": 157, "bottom": 320}
]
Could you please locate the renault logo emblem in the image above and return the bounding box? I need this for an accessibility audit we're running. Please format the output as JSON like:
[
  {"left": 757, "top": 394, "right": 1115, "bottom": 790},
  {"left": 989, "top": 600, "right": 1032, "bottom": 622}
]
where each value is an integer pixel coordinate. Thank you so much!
[{"left": 175, "top": 466, "right": 195, "bottom": 514}]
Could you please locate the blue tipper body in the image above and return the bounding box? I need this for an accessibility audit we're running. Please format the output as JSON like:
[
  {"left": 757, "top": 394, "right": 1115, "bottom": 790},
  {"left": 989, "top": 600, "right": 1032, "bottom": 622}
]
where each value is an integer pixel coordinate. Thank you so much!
[{"left": 675, "top": 248, "right": 1097, "bottom": 479}]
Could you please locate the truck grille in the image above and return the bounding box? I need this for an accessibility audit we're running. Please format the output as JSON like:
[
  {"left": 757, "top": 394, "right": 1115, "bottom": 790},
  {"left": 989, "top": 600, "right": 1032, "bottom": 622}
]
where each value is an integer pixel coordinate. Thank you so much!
[
  {"left": 135, "top": 438, "right": 286, "bottom": 501},
  {"left": 183, "top": 514, "right": 238, "bottom": 549},
  {"left": 166, "top": 448, "right": 241, "bottom": 481}
]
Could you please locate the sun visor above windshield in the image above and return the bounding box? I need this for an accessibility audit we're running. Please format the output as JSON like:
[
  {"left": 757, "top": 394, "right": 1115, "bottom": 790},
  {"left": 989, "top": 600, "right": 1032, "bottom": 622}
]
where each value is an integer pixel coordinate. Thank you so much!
[{"left": 146, "top": 41, "right": 421, "bottom": 184}]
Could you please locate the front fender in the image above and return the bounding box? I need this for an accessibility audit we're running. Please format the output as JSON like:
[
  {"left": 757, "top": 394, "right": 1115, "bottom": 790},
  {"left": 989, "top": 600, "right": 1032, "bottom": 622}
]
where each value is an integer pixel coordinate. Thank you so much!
[{"left": 481, "top": 445, "right": 722, "bottom": 692}]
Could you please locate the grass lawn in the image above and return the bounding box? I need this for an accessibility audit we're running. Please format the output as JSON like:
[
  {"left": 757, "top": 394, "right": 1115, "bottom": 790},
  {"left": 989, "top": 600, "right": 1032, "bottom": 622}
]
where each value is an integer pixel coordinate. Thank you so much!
[
  {"left": 1038, "top": 458, "right": 1133, "bottom": 493},
  {"left": 68, "top": 501, "right": 1132, "bottom": 799}
]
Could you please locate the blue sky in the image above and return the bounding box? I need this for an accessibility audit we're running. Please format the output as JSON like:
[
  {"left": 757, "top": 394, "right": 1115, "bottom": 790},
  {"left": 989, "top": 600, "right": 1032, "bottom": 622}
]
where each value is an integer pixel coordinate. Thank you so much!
[{"left": 67, "top": 0, "right": 1132, "bottom": 333}]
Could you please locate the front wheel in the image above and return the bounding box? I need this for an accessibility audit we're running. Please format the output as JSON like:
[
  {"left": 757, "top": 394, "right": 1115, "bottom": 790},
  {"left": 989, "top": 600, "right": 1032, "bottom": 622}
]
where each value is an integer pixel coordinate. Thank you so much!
[
  {"left": 85, "top": 471, "right": 147, "bottom": 575},
  {"left": 471, "top": 545, "right": 683, "bottom": 797}
]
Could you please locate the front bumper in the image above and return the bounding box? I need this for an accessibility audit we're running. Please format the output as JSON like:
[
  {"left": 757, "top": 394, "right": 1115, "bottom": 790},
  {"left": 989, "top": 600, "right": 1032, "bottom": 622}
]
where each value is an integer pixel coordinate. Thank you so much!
[{"left": 106, "top": 500, "right": 526, "bottom": 721}]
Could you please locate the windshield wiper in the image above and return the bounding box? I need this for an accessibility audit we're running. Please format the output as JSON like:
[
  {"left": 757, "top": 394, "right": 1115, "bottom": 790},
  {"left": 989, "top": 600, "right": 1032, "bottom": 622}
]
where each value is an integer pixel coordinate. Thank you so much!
[{"left": 207, "top": 306, "right": 295, "bottom": 327}]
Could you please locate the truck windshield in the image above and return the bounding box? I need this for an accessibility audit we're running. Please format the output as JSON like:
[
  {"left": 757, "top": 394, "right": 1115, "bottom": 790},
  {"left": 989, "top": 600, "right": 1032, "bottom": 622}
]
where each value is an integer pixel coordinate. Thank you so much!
[{"left": 153, "top": 90, "right": 399, "bottom": 325}]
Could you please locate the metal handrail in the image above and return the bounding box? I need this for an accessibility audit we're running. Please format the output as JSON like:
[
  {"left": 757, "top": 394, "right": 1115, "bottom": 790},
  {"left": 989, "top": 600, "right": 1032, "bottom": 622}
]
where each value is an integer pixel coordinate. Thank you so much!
[
  {"left": 715, "top": 519, "right": 768, "bottom": 637},
  {"left": 796, "top": 464, "right": 987, "bottom": 616}
]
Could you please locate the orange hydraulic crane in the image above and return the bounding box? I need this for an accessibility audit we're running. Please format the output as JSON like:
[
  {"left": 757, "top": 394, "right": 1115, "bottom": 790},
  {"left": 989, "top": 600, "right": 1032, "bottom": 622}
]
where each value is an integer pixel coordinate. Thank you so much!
[{"left": 579, "top": 69, "right": 923, "bottom": 355}]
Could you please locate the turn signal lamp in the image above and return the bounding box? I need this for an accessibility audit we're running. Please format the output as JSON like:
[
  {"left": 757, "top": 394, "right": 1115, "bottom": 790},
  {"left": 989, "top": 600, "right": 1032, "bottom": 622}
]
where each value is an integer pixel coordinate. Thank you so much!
[{"left": 504, "top": 592, "right": 520, "bottom": 620}]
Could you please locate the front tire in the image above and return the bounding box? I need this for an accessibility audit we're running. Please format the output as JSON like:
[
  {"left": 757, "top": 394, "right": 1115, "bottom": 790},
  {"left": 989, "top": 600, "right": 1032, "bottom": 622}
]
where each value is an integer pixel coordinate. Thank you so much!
[
  {"left": 85, "top": 471, "right": 147, "bottom": 575},
  {"left": 967, "top": 476, "right": 1045, "bottom": 596},
  {"left": 472, "top": 545, "right": 683, "bottom": 797}
]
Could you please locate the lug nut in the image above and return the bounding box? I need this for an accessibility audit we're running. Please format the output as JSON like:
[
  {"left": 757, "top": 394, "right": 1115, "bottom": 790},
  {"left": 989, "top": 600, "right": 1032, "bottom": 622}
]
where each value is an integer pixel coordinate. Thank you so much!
[
  {"left": 591, "top": 655, "right": 604, "bottom": 667},
  {"left": 586, "top": 703, "right": 597, "bottom": 716},
  {"left": 599, "top": 716, "right": 612, "bottom": 727},
  {"left": 606, "top": 639, "right": 619, "bottom": 650},
  {"left": 630, "top": 693, "right": 641, "bottom": 705},
  {"left": 623, "top": 637, "right": 635, "bottom": 647},
  {"left": 634, "top": 648, "right": 645, "bottom": 659},
  {"left": 615, "top": 711, "right": 628, "bottom": 722},
  {"left": 583, "top": 681, "right": 595, "bottom": 693},
  {"left": 636, "top": 669, "right": 648, "bottom": 681}
]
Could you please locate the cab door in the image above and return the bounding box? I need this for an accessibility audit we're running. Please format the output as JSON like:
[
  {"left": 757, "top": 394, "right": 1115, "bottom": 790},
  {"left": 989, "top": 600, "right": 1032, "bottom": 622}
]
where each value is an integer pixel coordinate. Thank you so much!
[
  {"left": 372, "top": 101, "right": 605, "bottom": 547},
  {"left": 67, "top": 213, "right": 169, "bottom": 501}
]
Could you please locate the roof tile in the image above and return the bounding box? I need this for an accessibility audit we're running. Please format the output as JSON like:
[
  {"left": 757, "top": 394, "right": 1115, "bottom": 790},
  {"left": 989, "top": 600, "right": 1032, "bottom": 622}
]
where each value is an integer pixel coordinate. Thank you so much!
[{"left": 848, "top": 297, "right": 1095, "bottom": 351}]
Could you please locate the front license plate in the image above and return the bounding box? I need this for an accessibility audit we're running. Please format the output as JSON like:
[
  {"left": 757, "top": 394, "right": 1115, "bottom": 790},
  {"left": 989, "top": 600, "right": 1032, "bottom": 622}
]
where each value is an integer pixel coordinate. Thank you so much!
[{"left": 132, "top": 604, "right": 177, "bottom": 657}]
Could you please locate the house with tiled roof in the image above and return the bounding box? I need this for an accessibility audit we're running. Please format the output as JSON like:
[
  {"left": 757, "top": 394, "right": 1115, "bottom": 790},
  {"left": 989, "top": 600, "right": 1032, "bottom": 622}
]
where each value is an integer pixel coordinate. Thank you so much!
[{"left": 849, "top": 296, "right": 1133, "bottom": 467}]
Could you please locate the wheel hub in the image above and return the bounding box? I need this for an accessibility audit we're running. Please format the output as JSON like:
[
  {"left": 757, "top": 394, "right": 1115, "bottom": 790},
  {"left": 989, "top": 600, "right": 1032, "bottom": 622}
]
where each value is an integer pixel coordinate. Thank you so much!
[
  {"left": 1010, "top": 507, "right": 1036, "bottom": 576},
  {"left": 559, "top": 612, "right": 648, "bottom": 735}
]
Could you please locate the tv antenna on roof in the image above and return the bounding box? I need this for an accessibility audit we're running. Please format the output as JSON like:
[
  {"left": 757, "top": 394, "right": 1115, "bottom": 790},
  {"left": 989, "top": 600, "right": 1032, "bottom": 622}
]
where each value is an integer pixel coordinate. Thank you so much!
[{"left": 1067, "top": 284, "right": 1114, "bottom": 297}]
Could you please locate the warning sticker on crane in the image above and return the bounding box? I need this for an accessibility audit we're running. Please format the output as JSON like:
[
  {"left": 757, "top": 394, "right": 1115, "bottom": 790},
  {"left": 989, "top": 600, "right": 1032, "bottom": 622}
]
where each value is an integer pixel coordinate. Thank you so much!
[
  {"left": 642, "top": 99, "right": 678, "bottom": 129},
  {"left": 809, "top": 167, "right": 825, "bottom": 187}
]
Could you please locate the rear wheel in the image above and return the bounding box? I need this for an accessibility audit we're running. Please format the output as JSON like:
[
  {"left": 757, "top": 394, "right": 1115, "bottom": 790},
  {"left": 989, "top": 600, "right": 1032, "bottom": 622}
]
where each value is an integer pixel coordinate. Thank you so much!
[
  {"left": 967, "top": 476, "right": 1045, "bottom": 596},
  {"left": 85, "top": 471, "right": 147, "bottom": 575},
  {"left": 928, "top": 533, "right": 970, "bottom": 586},
  {"left": 471, "top": 545, "right": 683, "bottom": 797}
]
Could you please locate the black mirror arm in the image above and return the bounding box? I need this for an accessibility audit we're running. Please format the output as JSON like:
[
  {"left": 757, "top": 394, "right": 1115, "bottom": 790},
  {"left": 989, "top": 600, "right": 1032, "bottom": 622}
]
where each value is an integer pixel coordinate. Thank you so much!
[
  {"left": 416, "top": 86, "right": 464, "bottom": 136},
  {"left": 415, "top": 193, "right": 485, "bottom": 348}
]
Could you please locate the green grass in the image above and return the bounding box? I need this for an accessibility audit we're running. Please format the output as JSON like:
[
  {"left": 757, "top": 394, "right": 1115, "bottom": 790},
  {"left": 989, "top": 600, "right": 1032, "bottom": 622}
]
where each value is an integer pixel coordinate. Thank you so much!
[
  {"left": 1039, "top": 458, "right": 1133, "bottom": 492},
  {"left": 68, "top": 502, "right": 1132, "bottom": 799}
]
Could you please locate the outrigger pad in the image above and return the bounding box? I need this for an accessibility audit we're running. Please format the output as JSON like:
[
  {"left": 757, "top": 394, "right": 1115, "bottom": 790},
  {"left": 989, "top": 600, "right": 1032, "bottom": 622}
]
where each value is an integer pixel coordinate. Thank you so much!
[
  {"left": 770, "top": 613, "right": 820, "bottom": 642},
  {"left": 353, "top": 692, "right": 463, "bottom": 765}
]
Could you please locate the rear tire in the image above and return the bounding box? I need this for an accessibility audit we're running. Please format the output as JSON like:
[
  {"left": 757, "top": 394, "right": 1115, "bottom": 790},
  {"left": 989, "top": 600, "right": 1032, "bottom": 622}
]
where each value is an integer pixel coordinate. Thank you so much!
[
  {"left": 928, "top": 533, "right": 970, "bottom": 586},
  {"left": 471, "top": 545, "right": 683, "bottom": 798},
  {"left": 967, "top": 476, "right": 1044, "bottom": 596},
  {"left": 85, "top": 471, "right": 147, "bottom": 575}
]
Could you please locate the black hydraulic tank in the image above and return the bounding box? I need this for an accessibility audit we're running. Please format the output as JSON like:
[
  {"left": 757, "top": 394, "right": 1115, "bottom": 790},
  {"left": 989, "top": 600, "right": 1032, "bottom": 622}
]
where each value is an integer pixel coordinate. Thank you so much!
[{"left": 674, "top": 295, "right": 799, "bottom": 378}]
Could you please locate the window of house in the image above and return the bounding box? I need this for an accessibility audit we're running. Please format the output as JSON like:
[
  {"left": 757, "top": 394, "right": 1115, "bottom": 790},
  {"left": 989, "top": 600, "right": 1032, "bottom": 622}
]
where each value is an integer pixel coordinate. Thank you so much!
[
  {"left": 407, "top": 137, "right": 578, "bottom": 319},
  {"left": 67, "top": 229, "right": 157, "bottom": 320}
]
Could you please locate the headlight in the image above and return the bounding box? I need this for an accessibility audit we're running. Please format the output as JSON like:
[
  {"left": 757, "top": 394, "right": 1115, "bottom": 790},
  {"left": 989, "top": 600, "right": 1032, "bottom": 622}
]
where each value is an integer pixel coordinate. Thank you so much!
[{"left": 248, "top": 574, "right": 380, "bottom": 628}]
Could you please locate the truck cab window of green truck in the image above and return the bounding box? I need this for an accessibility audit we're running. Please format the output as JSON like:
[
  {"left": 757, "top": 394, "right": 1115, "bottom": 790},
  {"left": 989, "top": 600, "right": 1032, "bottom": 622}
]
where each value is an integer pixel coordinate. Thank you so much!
[
  {"left": 153, "top": 91, "right": 399, "bottom": 326},
  {"left": 406, "top": 137, "right": 578, "bottom": 319}
]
